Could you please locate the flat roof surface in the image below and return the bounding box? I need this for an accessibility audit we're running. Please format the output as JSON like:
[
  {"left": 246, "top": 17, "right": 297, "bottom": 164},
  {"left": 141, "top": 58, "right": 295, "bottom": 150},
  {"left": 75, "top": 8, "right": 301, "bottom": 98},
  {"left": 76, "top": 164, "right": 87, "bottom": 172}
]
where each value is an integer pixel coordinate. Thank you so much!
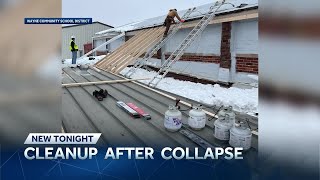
[{"left": 62, "top": 67, "right": 258, "bottom": 151}]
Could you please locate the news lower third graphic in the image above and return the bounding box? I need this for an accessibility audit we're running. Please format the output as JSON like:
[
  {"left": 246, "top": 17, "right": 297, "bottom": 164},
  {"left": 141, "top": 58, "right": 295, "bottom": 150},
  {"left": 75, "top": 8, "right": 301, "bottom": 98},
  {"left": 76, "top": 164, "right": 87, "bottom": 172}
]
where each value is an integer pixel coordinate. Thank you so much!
[
  {"left": 23, "top": 133, "right": 244, "bottom": 160},
  {"left": 0, "top": 133, "right": 255, "bottom": 179},
  {"left": 24, "top": 18, "right": 92, "bottom": 24}
]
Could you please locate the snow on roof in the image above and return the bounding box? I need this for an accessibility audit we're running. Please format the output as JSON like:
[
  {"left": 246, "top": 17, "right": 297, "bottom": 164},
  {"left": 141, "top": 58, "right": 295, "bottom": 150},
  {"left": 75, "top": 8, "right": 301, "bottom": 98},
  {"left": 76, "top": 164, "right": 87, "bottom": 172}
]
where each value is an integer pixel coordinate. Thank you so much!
[
  {"left": 120, "top": 67, "right": 258, "bottom": 114},
  {"left": 96, "top": 0, "right": 258, "bottom": 36},
  {"left": 95, "top": 21, "right": 143, "bottom": 35}
]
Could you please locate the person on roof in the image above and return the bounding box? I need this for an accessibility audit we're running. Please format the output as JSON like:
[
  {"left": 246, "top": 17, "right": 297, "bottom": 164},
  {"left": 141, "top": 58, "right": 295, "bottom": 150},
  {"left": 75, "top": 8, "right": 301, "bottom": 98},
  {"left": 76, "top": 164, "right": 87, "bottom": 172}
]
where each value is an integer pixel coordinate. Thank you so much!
[
  {"left": 70, "top": 35, "right": 78, "bottom": 65},
  {"left": 163, "top": 9, "right": 185, "bottom": 37}
]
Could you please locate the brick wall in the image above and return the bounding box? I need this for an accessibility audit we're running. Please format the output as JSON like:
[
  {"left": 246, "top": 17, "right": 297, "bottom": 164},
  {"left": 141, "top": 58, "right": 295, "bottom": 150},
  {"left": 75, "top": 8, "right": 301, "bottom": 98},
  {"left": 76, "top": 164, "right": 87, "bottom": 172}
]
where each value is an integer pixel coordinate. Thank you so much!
[
  {"left": 163, "top": 53, "right": 221, "bottom": 64},
  {"left": 220, "top": 22, "right": 231, "bottom": 69},
  {"left": 83, "top": 43, "right": 92, "bottom": 55},
  {"left": 236, "top": 54, "right": 258, "bottom": 74}
]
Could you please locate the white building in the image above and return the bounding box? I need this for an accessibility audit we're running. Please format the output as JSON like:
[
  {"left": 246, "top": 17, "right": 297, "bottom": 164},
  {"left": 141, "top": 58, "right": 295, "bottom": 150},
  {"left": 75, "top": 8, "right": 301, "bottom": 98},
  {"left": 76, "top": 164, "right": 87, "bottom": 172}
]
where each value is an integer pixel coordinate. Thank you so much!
[
  {"left": 94, "top": 0, "right": 258, "bottom": 84},
  {"left": 62, "top": 22, "right": 113, "bottom": 59}
]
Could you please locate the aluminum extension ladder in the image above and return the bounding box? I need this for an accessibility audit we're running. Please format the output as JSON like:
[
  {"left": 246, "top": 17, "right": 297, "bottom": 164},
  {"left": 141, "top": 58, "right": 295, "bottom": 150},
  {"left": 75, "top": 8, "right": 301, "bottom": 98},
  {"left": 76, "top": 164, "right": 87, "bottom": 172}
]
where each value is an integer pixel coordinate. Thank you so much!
[
  {"left": 148, "top": 0, "right": 226, "bottom": 87},
  {"left": 124, "top": 7, "right": 197, "bottom": 78}
]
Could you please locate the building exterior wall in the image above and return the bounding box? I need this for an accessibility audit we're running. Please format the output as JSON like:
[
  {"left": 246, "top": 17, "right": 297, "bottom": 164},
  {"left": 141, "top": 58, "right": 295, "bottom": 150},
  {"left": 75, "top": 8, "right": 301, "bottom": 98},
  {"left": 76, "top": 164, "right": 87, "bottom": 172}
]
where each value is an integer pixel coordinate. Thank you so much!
[
  {"left": 236, "top": 54, "right": 258, "bottom": 74},
  {"left": 165, "top": 24, "right": 222, "bottom": 55},
  {"left": 93, "top": 38, "right": 109, "bottom": 56},
  {"left": 164, "top": 54, "right": 221, "bottom": 64},
  {"left": 116, "top": 17, "right": 258, "bottom": 84},
  {"left": 232, "top": 19, "right": 258, "bottom": 54},
  {"left": 146, "top": 58, "right": 220, "bottom": 81},
  {"left": 62, "top": 23, "right": 112, "bottom": 59},
  {"left": 231, "top": 19, "right": 258, "bottom": 75},
  {"left": 109, "top": 37, "right": 125, "bottom": 52},
  {"left": 94, "top": 39, "right": 106, "bottom": 49}
]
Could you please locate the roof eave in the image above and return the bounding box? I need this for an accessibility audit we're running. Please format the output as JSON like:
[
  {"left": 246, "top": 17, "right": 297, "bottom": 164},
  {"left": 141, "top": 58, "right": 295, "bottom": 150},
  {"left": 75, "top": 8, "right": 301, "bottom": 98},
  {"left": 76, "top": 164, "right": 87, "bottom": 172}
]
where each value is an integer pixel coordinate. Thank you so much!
[{"left": 62, "top": 21, "right": 114, "bottom": 29}]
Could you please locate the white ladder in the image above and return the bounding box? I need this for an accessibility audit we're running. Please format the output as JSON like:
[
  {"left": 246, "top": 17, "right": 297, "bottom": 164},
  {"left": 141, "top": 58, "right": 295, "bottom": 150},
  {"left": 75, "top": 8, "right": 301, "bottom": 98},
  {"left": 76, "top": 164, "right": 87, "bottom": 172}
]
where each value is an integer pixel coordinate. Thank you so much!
[
  {"left": 124, "top": 7, "right": 197, "bottom": 78},
  {"left": 148, "top": 1, "right": 226, "bottom": 87}
]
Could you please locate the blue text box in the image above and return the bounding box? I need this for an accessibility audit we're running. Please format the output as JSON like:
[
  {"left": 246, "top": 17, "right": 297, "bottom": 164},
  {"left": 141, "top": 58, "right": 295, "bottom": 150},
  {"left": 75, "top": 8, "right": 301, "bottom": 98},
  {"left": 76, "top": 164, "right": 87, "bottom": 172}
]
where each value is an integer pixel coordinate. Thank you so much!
[{"left": 25, "top": 18, "right": 92, "bottom": 24}]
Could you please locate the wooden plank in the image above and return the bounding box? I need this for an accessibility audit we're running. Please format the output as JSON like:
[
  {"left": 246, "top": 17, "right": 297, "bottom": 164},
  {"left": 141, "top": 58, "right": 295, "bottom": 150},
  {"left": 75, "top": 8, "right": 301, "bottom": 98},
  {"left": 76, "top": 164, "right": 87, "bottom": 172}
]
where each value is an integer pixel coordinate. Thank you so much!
[
  {"left": 95, "top": 30, "right": 146, "bottom": 68},
  {"left": 114, "top": 28, "right": 166, "bottom": 73},
  {"left": 129, "top": 27, "right": 164, "bottom": 55},
  {"left": 108, "top": 29, "right": 160, "bottom": 71},
  {"left": 105, "top": 30, "right": 153, "bottom": 69},
  {"left": 110, "top": 28, "right": 164, "bottom": 72},
  {"left": 212, "top": 12, "right": 258, "bottom": 23},
  {"left": 62, "top": 78, "right": 151, "bottom": 88},
  {"left": 95, "top": 30, "right": 147, "bottom": 67},
  {"left": 112, "top": 37, "right": 161, "bottom": 72},
  {"left": 104, "top": 30, "right": 150, "bottom": 63},
  {"left": 92, "top": 66, "right": 259, "bottom": 136},
  {"left": 100, "top": 29, "right": 154, "bottom": 69},
  {"left": 180, "top": 10, "right": 258, "bottom": 29},
  {"left": 105, "top": 28, "right": 159, "bottom": 71},
  {"left": 95, "top": 30, "right": 146, "bottom": 67}
]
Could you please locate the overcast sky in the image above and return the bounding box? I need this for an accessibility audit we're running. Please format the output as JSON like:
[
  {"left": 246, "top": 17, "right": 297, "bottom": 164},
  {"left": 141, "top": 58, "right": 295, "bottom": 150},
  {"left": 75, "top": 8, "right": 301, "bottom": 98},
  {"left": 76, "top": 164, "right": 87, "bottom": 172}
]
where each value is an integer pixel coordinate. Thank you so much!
[{"left": 62, "top": 0, "right": 214, "bottom": 27}]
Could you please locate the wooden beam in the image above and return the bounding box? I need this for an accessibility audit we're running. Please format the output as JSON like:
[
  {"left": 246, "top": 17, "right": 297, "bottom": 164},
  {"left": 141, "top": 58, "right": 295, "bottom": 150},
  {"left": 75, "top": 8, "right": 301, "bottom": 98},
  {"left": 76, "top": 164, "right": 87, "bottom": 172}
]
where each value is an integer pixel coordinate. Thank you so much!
[
  {"left": 62, "top": 78, "right": 150, "bottom": 88},
  {"left": 112, "top": 28, "right": 165, "bottom": 73},
  {"left": 95, "top": 30, "right": 146, "bottom": 67},
  {"left": 106, "top": 28, "right": 160, "bottom": 71},
  {"left": 112, "top": 29, "right": 164, "bottom": 74},
  {"left": 104, "top": 29, "right": 151, "bottom": 64},
  {"left": 105, "top": 28, "right": 156, "bottom": 70},
  {"left": 95, "top": 31, "right": 143, "bottom": 68},
  {"left": 180, "top": 10, "right": 258, "bottom": 29},
  {"left": 100, "top": 29, "right": 154, "bottom": 69}
]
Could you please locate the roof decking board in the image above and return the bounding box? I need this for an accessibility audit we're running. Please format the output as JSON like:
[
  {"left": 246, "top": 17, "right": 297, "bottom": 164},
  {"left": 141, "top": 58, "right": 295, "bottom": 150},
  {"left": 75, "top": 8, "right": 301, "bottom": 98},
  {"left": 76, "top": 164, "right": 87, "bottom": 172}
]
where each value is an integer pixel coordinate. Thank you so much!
[{"left": 96, "top": 27, "right": 165, "bottom": 73}]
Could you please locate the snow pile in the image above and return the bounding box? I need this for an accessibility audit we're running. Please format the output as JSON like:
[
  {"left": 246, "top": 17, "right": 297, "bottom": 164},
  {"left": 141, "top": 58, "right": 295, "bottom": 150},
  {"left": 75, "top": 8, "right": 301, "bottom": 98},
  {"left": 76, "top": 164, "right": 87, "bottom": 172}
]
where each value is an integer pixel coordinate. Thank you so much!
[
  {"left": 247, "top": 74, "right": 258, "bottom": 81},
  {"left": 62, "top": 55, "right": 106, "bottom": 67},
  {"left": 144, "top": 61, "right": 158, "bottom": 67},
  {"left": 217, "top": 68, "right": 230, "bottom": 82},
  {"left": 120, "top": 67, "right": 258, "bottom": 114}
]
